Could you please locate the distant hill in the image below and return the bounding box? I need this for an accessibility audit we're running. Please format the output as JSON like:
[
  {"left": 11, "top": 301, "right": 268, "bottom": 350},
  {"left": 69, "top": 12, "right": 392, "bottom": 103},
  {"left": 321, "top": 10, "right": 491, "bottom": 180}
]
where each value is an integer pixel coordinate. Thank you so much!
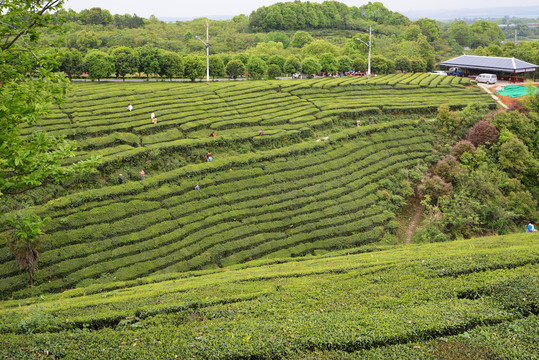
[{"left": 403, "top": 6, "right": 539, "bottom": 20}]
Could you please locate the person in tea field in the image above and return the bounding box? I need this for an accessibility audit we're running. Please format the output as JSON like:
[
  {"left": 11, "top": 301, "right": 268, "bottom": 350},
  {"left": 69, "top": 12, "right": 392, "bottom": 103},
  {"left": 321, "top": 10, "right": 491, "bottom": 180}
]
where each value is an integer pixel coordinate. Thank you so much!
[
  {"left": 527, "top": 220, "right": 537, "bottom": 232},
  {"left": 209, "top": 131, "right": 217, "bottom": 137},
  {"left": 151, "top": 111, "right": 155, "bottom": 119},
  {"left": 118, "top": 174, "right": 124, "bottom": 184},
  {"left": 140, "top": 169, "right": 145, "bottom": 180},
  {"left": 152, "top": 117, "right": 157, "bottom": 124},
  {"left": 205, "top": 152, "right": 213, "bottom": 162},
  {"left": 357, "top": 119, "right": 361, "bottom": 127},
  {"left": 369, "top": 116, "right": 373, "bottom": 125},
  {"left": 195, "top": 184, "right": 200, "bottom": 192},
  {"left": 127, "top": 104, "right": 133, "bottom": 111},
  {"left": 259, "top": 130, "right": 264, "bottom": 136}
]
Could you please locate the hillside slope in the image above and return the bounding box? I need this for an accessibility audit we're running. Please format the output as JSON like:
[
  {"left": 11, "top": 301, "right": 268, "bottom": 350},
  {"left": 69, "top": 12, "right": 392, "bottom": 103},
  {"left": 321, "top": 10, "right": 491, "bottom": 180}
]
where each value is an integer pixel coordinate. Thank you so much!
[
  {"left": 0, "top": 75, "right": 496, "bottom": 299},
  {"left": 0, "top": 233, "right": 537, "bottom": 359}
]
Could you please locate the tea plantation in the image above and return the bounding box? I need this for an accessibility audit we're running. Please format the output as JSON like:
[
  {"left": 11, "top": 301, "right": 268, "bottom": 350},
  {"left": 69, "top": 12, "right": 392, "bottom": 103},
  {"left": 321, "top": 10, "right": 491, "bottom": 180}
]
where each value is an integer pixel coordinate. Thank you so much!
[
  {"left": 1, "top": 74, "right": 496, "bottom": 299},
  {"left": 4, "top": 74, "right": 529, "bottom": 358},
  {"left": 0, "top": 234, "right": 537, "bottom": 359}
]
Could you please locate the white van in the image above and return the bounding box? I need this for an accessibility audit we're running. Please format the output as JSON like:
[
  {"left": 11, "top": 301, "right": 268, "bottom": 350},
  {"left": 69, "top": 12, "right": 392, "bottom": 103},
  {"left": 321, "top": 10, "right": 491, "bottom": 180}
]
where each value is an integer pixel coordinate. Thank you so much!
[{"left": 476, "top": 73, "right": 497, "bottom": 84}]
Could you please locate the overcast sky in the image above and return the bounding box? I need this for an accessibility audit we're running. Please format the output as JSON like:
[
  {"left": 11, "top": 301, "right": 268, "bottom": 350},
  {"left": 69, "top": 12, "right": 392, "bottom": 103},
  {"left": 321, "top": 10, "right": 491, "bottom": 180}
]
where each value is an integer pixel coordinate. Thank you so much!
[{"left": 63, "top": 0, "right": 538, "bottom": 18}]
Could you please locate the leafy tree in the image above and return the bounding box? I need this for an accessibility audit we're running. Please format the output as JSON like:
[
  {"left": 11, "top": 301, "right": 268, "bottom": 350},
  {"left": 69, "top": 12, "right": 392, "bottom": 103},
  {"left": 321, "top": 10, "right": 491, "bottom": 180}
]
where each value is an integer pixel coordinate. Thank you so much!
[
  {"left": 357, "top": 1, "right": 392, "bottom": 23},
  {"left": 265, "top": 31, "right": 290, "bottom": 48},
  {"left": 301, "top": 57, "right": 321, "bottom": 75},
  {"left": 401, "top": 24, "right": 421, "bottom": 41},
  {"left": 371, "top": 55, "right": 393, "bottom": 74},
  {"left": 492, "top": 110, "right": 536, "bottom": 152},
  {"left": 226, "top": 59, "right": 246, "bottom": 79},
  {"left": 417, "top": 34, "right": 435, "bottom": 71},
  {"left": 137, "top": 45, "right": 163, "bottom": 78},
  {"left": 419, "top": 175, "right": 453, "bottom": 206},
  {"left": 291, "top": 31, "right": 313, "bottom": 48},
  {"left": 415, "top": 18, "right": 440, "bottom": 42},
  {"left": 75, "top": 30, "right": 101, "bottom": 51},
  {"left": 85, "top": 7, "right": 113, "bottom": 26},
  {"left": 410, "top": 57, "right": 426, "bottom": 72},
  {"left": 246, "top": 56, "right": 268, "bottom": 79},
  {"left": 352, "top": 57, "right": 367, "bottom": 72},
  {"left": 57, "top": 48, "right": 85, "bottom": 79},
  {"left": 319, "top": 53, "right": 338, "bottom": 74},
  {"left": 1, "top": 1, "right": 97, "bottom": 286},
  {"left": 84, "top": 50, "right": 115, "bottom": 81},
  {"left": 301, "top": 40, "right": 339, "bottom": 58},
  {"left": 395, "top": 57, "right": 411, "bottom": 72},
  {"left": 264, "top": 6, "right": 284, "bottom": 30},
  {"left": 268, "top": 55, "right": 286, "bottom": 72},
  {"left": 160, "top": 51, "right": 184, "bottom": 79},
  {"left": 209, "top": 55, "right": 225, "bottom": 79},
  {"left": 109, "top": 46, "right": 138, "bottom": 80},
  {"left": 183, "top": 55, "right": 205, "bottom": 81},
  {"left": 448, "top": 20, "right": 472, "bottom": 47},
  {"left": 234, "top": 53, "right": 250, "bottom": 65},
  {"left": 284, "top": 56, "right": 302, "bottom": 74},
  {"left": 450, "top": 140, "right": 476, "bottom": 160},
  {"left": 337, "top": 56, "right": 353, "bottom": 73},
  {"left": 436, "top": 104, "right": 462, "bottom": 135},
  {"left": 267, "top": 64, "right": 282, "bottom": 79},
  {"left": 466, "top": 120, "right": 499, "bottom": 147},
  {"left": 6, "top": 214, "right": 50, "bottom": 286},
  {"left": 498, "top": 131, "right": 538, "bottom": 180},
  {"left": 469, "top": 20, "right": 505, "bottom": 48}
]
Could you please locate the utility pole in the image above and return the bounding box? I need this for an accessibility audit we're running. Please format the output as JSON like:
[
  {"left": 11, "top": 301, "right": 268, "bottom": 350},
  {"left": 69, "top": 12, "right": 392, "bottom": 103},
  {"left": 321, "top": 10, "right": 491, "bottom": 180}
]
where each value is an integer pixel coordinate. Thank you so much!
[
  {"left": 356, "top": 25, "right": 372, "bottom": 76},
  {"left": 195, "top": 22, "right": 210, "bottom": 82},
  {"left": 514, "top": 29, "right": 517, "bottom": 45}
]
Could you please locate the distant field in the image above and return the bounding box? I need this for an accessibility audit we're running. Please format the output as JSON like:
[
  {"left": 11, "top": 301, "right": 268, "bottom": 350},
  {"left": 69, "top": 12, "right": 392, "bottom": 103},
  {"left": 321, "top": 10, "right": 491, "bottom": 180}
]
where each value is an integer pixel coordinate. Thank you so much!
[
  {"left": 0, "top": 74, "right": 497, "bottom": 300},
  {"left": 0, "top": 233, "right": 537, "bottom": 359}
]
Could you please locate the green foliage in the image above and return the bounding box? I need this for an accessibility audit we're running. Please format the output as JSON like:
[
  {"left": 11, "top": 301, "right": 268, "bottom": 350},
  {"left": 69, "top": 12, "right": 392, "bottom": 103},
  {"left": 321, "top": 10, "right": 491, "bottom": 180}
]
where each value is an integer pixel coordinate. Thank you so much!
[
  {"left": 268, "top": 55, "right": 286, "bottom": 72},
  {"left": 160, "top": 51, "right": 184, "bottom": 79},
  {"left": 246, "top": 56, "right": 268, "bottom": 79},
  {"left": 84, "top": 50, "right": 115, "bottom": 80},
  {"left": 284, "top": 56, "right": 302, "bottom": 74},
  {"left": 319, "top": 52, "right": 338, "bottom": 74},
  {"left": 6, "top": 214, "right": 50, "bottom": 286},
  {"left": 301, "top": 40, "right": 339, "bottom": 58},
  {"left": 466, "top": 120, "right": 499, "bottom": 147},
  {"left": 136, "top": 45, "right": 163, "bottom": 78},
  {"left": 209, "top": 55, "right": 225, "bottom": 79},
  {"left": 225, "top": 59, "right": 245, "bottom": 79},
  {"left": 57, "top": 48, "right": 85, "bottom": 79},
  {"left": 183, "top": 55, "right": 205, "bottom": 81},
  {"left": 109, "top": 46, "right": 138, "bottom": 79},
  {"left": 0, "top": 234, "right": 537, "bottom": 358},
  {"left": 291, "top": 30, "right": 314, "bottom": 48},
  {"left": 301, "top": 56, "right": 321, "bottom": 75},
  {"left": 266, "top": 64, "right": 282, "bottom": 79}
]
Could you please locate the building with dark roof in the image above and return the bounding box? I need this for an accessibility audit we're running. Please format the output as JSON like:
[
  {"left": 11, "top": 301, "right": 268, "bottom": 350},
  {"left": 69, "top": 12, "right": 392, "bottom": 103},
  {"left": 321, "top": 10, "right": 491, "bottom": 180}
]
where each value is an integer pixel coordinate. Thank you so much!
[{"left": 441, "top": 55, "right": 537, "bottom": 81}]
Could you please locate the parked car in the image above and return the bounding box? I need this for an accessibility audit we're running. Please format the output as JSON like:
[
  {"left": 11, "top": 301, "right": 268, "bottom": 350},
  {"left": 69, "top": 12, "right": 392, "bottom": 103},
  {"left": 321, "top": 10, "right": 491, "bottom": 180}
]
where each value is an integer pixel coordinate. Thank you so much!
[
  {"left": 429, "top": 71, "right": 447, "bottom": 75},
  {"left": 292, "top": 73, "right": 302, "bottom": 79},
  {"left": 475, "top": 73, "right": 497, "bottom": 84}
]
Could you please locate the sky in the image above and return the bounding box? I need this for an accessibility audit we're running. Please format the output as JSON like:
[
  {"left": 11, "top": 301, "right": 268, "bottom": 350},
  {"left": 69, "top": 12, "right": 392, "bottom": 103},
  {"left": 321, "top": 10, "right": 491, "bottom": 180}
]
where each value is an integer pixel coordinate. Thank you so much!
[{"left": 63, "top": 0, "right": 539, "bottom": 19}]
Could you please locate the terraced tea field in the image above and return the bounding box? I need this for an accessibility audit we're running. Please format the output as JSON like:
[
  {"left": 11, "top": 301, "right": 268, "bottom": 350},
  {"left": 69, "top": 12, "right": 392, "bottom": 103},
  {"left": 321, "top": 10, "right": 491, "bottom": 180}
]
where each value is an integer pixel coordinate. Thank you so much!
[
  {"left": 0, "top": 234, "right": 537, "bottom": 359},
  {"left": 1, "top": 75, "right": 497, "bottom": 300}
]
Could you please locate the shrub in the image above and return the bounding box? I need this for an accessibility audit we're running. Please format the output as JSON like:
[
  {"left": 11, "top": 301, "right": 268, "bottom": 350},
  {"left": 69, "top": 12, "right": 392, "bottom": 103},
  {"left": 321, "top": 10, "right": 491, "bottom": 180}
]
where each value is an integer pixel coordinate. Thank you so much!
[
  {"left": 450, "top": 140, "right": 476, "bottom": 160},
  {"left": 466, "top": 120, "right": 499, "bottom": 147},
  {"left": 419, "top": 175, "right": 453, "bottom": 205},
  {"left": 434, "top": 155, "right": 458, "bottom": 183}
]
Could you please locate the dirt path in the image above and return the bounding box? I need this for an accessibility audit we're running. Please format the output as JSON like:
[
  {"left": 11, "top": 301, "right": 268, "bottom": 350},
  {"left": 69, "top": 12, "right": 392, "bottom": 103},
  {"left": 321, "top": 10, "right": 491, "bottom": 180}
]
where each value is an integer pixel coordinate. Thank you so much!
[
  {"left": 404, "top": 195, "right": 424, "bottom": 245},
  {"left": 477, "top": 84, "right": 509, "bottom": 109}
]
